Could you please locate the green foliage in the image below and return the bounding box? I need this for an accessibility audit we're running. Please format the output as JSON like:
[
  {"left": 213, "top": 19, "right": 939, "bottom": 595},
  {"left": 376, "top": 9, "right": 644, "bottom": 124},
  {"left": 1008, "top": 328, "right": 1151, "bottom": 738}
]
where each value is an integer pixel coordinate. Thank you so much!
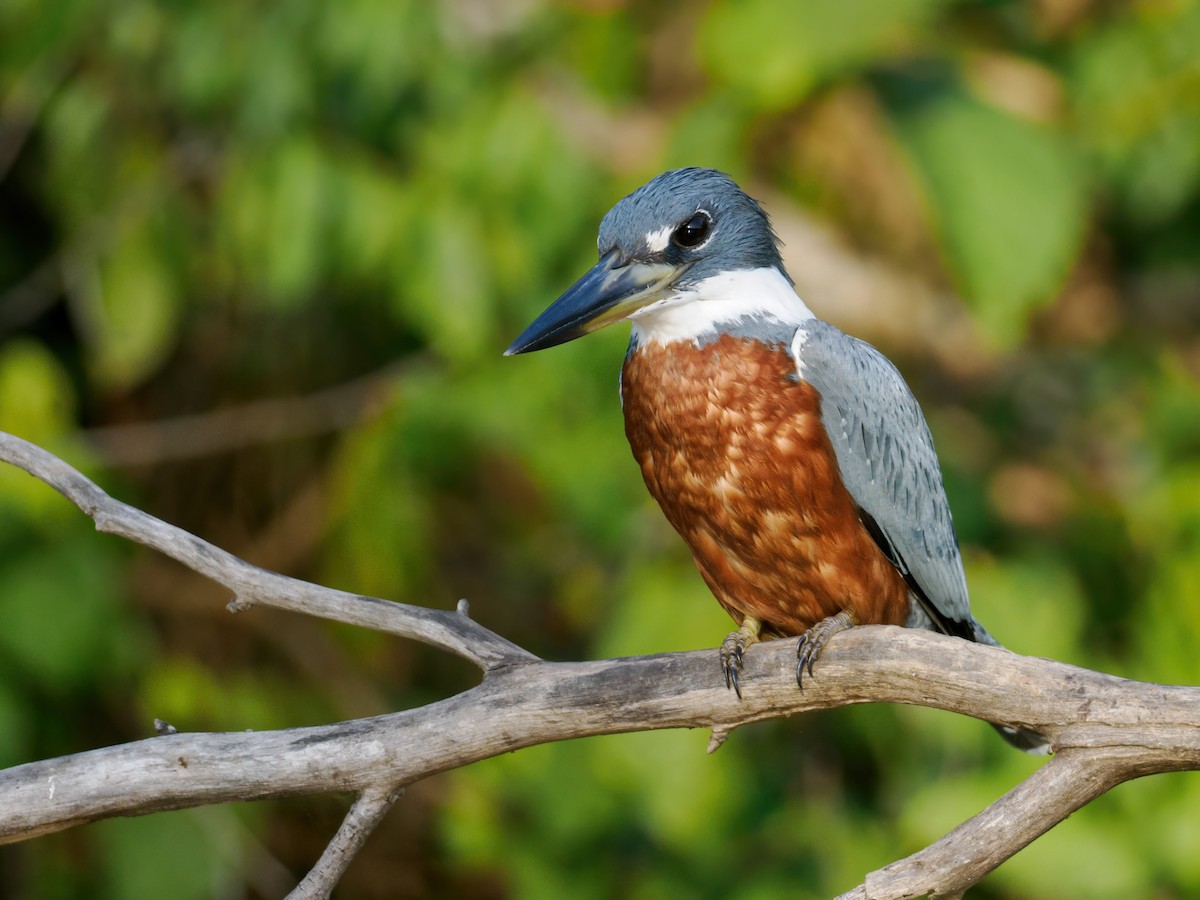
[
  {"left": 1071, "top": 2, "right": 1200, "bottom": 228},
  {"left": 0, "top": 536, "right": 136, "bottom": 690},
  {"left": 700, "top": 0, "right": 950, "bottom": 110},
  {"left": 891, "top": 92, "right": 1087, "bottom": 344},
  {"left": 2, "top": 0, "right": 1198, "bottom": 896},
  {"left": 91, "top": 227, "right": 182, "bottom": 389},
  {"left": 0, "top": 340, "right": 73, "bottom": 443},
  {"left": 94, "top": 809, "right": 258, "bottom": 900}
]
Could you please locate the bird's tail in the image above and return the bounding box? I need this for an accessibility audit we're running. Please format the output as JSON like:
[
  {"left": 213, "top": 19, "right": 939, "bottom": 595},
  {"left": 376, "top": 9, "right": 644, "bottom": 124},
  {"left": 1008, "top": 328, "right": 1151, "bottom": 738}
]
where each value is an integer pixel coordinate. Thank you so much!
[
  {"left": 970, "top": 620, "right": 1052, "bottom": 755},
  {"left": 992, "top": 722, "right": 1051, "bottom": 753}
]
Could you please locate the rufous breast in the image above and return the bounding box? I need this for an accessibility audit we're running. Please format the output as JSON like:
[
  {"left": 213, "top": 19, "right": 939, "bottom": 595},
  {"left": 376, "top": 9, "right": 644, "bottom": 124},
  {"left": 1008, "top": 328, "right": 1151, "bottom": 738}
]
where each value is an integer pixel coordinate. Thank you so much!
[{"left": 621, "top": 332, "right": 910, "bottom": 636}]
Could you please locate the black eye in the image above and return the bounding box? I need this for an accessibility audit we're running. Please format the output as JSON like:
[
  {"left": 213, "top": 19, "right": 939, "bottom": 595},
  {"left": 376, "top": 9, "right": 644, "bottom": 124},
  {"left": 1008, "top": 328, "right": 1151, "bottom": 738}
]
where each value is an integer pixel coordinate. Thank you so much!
[{"left": 671, "top": 211, "right": 712, "bottom": 249}]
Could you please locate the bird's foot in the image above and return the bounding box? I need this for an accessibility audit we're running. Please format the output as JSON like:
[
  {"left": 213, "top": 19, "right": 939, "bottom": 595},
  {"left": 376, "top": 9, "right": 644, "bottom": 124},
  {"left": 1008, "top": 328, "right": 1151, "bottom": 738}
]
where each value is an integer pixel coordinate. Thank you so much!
[
  {"left": 796, "top": 610, "right": 856, "bottom": 688},
  {"left": 720, "top": 615, "right": 763, "bottom": 699}
]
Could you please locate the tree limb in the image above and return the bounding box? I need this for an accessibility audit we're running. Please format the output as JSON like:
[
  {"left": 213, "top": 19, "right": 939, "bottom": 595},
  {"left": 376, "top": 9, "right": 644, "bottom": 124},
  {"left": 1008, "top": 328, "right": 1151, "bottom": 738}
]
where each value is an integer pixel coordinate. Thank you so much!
[
  {"left": 840, "top": 747, "right": 1176, "bottom": 899},
  {"left": 2, "top": 430, "right": 1198, "bottom": 898},
  {"left": 289, "top": 787, "right": 404, "bottom": 900},
  {"left": 0, "top": 431, "right": 535, "bottom": 671}
]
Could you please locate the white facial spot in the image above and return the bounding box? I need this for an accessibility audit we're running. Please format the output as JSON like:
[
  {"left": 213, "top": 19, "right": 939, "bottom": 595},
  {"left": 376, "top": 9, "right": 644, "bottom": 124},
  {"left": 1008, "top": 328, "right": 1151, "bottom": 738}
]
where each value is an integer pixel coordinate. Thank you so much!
[{"left": 644, "top": 224, "right": 674, "bottom": 254}]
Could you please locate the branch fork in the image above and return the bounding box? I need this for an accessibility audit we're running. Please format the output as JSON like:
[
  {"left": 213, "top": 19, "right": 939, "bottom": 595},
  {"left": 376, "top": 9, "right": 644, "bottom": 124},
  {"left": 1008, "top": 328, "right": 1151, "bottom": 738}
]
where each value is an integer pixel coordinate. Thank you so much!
[{"left": 2, "top": 431, "right": 1197, "bottom": 899}]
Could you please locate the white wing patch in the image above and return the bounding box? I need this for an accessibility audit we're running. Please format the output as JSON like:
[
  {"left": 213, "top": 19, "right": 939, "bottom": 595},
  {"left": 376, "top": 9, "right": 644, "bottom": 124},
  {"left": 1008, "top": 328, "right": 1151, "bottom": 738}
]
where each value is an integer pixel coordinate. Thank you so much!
[{"left": 789, "top": 326, "right": 810, "bottom": 380}]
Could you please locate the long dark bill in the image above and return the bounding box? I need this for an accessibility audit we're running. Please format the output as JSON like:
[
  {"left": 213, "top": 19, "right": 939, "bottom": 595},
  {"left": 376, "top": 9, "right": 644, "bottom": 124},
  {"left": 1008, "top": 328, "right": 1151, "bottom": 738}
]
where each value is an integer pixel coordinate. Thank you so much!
[{"left": 505, "top": 249, "right": 681, "bottom": 355}]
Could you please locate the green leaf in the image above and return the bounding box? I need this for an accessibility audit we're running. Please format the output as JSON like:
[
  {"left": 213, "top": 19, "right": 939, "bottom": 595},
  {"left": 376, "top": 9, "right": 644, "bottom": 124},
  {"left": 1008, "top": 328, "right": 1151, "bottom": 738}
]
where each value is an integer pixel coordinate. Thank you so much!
[
  {"left": 326, "top": 399, "right": 436, "bottom": 598},
  {"left": 259, "top": 138, "right": 328, "bottom": 302},
  {"left": 0, "top": 536, "right": 137, "bottom": 689},
  {"left": 140, "top": 656, "right": 316, "bottom": 731},
  {"left": 0, "top": 341, "right": 83, "bottom": 521},
  {"left": 700, "top": 0, "right": 950, "bottom": 110},
  {"left": 216, "top": 139, "right": 330, "bottom": 307},
  {"left": 665, "top": 94, "right": 755, "bottom": 176},
  {"left": 1070, "top": 2, "right": 1200, "bottom": 226},
  {"left": 329, "top": 151, "right": 413, "bottom": 282},
  {"left": 396, "top": 198, "right": 493, "bottom": 363},
  {"left": 890, "top": 94, "right": 1087, "bottom": 343},
  {"left": 42, "top": 77, "right": 115, "bottom": 221},
  {"left": 962, "top": 553, "right": 1084, "bottom": 663},
  {"left": 97, "top": 811, "right": 239, "bottom": 900},
  {"left": 0, "top": 679, "right": 32, "bottom": 767},
  {"left": 90, "top": 232, "right": 181, "bottom": 389},
  {"left": 0, "top": 339, "right": 74, "bottom": 441}
]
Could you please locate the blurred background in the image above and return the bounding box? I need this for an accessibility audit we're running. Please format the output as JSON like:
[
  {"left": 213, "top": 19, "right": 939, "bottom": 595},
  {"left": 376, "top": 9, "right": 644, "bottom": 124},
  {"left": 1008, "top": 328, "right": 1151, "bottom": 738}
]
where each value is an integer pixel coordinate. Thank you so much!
[{"left": 1, "top": 0, "right": 1199, "bottom": 896}]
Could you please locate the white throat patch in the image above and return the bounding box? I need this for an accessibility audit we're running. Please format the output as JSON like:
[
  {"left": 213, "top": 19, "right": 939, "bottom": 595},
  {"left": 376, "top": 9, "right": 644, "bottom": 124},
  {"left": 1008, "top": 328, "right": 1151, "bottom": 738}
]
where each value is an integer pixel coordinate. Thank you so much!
[{"left": 629, "top": 267, "right": 814, "bottom": 346}]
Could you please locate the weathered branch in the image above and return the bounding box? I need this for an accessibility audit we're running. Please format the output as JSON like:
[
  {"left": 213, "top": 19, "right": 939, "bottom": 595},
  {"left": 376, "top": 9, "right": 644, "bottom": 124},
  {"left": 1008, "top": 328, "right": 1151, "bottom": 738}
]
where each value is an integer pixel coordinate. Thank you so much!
[
  {"left": 289, "top": 787, "right": 404, "bottom": 900},
  {"left": 841, "top": 746, "right": 1177, "bottom": 899},
  {"left": 0, "top": 431, "right": 534, "bottom": 671},
  {"left": 2, "top": 430, "right": 1198, "bottom": 899}
]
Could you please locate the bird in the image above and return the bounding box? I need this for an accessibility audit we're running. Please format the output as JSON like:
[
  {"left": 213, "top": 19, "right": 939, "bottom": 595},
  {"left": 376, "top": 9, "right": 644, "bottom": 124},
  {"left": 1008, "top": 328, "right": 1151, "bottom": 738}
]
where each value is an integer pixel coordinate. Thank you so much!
[{"left": 506, "top": 168, "right": 1047, "bottom": 753}]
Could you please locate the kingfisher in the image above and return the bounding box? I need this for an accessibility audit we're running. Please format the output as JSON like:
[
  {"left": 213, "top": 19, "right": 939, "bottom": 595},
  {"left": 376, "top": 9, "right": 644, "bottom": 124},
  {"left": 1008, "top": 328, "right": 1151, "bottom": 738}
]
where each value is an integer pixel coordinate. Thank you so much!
[{"left": 506, "top": 168, "right": 1046, "bottom": 752}]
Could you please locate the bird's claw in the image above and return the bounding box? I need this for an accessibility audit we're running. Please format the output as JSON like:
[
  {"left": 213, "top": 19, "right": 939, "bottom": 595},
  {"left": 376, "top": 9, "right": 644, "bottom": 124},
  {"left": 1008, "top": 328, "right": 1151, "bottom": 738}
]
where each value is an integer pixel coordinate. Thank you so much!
[
  {"left": 720, "top": 617, "right": 763, "bottom": 699},
  {"left": 795, "top": 610, "right": 855, "bottom": 689},
  {"left": 719, "top": 631, "right": 746, "bottom": 698}
]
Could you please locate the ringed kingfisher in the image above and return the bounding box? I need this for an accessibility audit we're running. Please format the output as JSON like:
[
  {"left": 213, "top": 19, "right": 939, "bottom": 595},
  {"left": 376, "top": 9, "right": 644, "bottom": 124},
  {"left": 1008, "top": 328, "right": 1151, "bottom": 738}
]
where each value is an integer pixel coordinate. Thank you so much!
[{"left": 507, "top": 168, "right": 1046, "bottom": 752}]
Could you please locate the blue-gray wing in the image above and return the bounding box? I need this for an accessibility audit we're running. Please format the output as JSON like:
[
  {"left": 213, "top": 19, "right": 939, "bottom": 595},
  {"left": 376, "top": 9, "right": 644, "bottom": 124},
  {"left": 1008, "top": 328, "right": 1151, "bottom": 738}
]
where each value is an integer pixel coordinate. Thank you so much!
[{"left": 792, "top": 320, "right": 975, "bottom": 636}]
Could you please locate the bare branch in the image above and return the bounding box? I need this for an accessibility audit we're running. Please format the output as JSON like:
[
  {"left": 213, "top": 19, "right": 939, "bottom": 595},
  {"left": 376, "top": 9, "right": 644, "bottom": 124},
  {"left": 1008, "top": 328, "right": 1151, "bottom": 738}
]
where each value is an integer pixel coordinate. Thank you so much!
[
  {"left": 2, "top": 632, "right": 1198, "bottom": 860},
  {"left": 840, "top": 747, "right": 1174, "bottom": 899},
  {"left": 289, "top": 787, "right": 404, "bottom": 900},
  {"left": 0, "top": 431, "right": 535, "bottom": 671},
  {"left": 2, "top": 429, "right": 1199, "bottom": 897}
]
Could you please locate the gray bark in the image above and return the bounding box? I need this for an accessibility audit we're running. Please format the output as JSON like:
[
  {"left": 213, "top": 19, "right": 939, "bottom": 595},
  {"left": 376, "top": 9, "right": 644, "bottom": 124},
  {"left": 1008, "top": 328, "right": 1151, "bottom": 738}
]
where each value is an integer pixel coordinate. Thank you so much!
[{"left": 2, "top": 431, "right": 1197, "bottom": 899}]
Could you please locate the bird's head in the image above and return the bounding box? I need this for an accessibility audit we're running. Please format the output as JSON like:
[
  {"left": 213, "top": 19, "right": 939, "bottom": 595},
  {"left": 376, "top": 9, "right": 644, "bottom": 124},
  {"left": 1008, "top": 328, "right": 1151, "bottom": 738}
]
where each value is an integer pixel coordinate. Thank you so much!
[{"left": 506, "top": 168, "right": 797, "bottom": 355}]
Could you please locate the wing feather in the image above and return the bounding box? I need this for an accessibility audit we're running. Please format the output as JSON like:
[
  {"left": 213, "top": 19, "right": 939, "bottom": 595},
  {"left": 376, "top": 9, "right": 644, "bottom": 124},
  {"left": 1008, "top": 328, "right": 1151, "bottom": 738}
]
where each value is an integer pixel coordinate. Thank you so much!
[{"left": 793, "top": 320, "right": 974, "bottom": 636}]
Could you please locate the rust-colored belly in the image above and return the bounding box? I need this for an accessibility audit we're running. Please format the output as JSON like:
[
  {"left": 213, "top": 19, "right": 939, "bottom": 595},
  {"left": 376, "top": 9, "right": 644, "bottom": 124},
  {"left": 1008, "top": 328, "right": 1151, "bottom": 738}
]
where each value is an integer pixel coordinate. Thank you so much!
[{"left": 621, "top": 333, "right": 909, "bottom": 636}]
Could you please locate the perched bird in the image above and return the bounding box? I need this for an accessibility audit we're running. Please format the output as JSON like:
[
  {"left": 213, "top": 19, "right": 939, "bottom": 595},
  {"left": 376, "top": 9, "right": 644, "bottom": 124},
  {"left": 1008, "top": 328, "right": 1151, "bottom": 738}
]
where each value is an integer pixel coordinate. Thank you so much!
[{"left": 507, "top": 168, "right": 1046, "bottom": 752}]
